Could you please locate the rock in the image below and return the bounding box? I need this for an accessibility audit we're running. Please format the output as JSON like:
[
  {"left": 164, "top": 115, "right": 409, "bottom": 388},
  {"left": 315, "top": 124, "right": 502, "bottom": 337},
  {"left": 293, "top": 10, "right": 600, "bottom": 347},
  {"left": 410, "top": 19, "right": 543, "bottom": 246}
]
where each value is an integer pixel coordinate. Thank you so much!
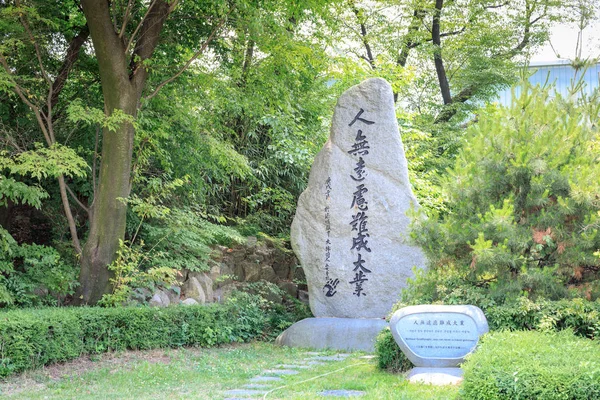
[
  {"left": 278, "top": 281, "right": 298, "bottom": 298},
  {"left": 175, "top": 269, "right": 189, "bottom": 285},
  {"left": 298, "top": 290, "right": 309, "bottom": 304},
  {"left": 258, "top": 266, "right": 278, "bottom": 283},
  {"left": 246, "top": 236, "right": 258, "bottom": 248},
  {"left": 164, "top": 286, "right": 181, "bottom": 304},
  {"left": 272, "top": 249, "right": 295, "bottom": 280},
  {"left": 275, "top": 317, "right": 388, "bottom": 352},
  {"left": 406, "top": 367, "right": 464, "bottom": 385},
  {"left": 131, "top": 287, "right": 152, "bottom": 302},
  {"left": 239, "top": 260, "right": 260, "bottom": 282},
  {"left": 291, "top": 78, "right": 426, "bottom": 319},
  {"left": 181, "top": 298, "right": 199, "bottom": 306},
  {"left": 209, "top": 264, "right": 221, "bottom": 283},
  {"left": 389, "top": 304, "right": 489, "bottom": 368},
  {"left": 294, "top": 266, "right": 307, "bottom": 289},
  {"left": 194, "top": 272, "right": 214, "bottom": 303},
  {"left": 181, "top": 277, "right": 206, "bottom": 304},
  {"left": 215, "top": 283, "right": 239, "bottom": 303},
  {"left": 210, "top": 247, "right": 226, "bottom": 262},
  {"left": 149, "top": 289, "right": 170, "bottom": 307}
]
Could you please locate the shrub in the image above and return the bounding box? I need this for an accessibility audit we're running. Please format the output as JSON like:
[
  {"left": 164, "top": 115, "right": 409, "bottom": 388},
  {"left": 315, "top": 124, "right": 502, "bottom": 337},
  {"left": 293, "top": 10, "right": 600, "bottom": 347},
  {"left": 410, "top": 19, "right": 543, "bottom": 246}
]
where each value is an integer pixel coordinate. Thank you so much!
[
  {"left": 0, "top": 293, "right": 305, "bottom": 377},
  {"left": 461, "top": 330, "right": 600, "bottom": 400},
  {"left": 0, "top": 239, "right": 78, "bottom": 308},
  {"left": 410, "top": 80, "right": 600, "bottom": 301},
  {"left": 375, "top": 328, "right": 412, "bottom": 373}
]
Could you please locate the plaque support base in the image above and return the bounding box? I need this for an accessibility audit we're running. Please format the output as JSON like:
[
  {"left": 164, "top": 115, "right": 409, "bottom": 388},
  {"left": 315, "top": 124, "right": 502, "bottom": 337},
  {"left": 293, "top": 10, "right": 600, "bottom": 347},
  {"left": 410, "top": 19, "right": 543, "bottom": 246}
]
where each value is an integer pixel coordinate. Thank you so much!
[
  {"left": 406, "top": 367, "right": 463, "bottom": 385},
  {"left": 275, "top": 317, "right": 388, "bottom": 353}
]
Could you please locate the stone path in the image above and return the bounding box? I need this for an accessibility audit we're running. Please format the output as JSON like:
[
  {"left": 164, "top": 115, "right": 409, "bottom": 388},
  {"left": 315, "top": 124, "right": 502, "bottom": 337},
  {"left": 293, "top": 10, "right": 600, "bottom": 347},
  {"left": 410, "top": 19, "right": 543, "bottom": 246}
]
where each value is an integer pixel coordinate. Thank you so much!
[{"left": 223, "top": 352, "right": 367, "bottom": 399}]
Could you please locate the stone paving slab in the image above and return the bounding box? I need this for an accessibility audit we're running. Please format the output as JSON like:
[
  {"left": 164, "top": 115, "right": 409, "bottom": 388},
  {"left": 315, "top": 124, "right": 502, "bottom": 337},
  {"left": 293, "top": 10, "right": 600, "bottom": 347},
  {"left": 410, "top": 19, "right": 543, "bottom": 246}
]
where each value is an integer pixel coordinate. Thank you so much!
[
  {"left": 243, "top": 383, "right": 271, "bottom": 389},
  {"left": 263, "top": 369, "right": 299, "bottom": 375},
  {"left": 304, "top": 361, "right": 326, "bottom": 366},
  {"left": 319, "top": 389, "right": 366, "bottom": 397},
  {"left": 309, "top": 354, "right": 350, "bottom": 361},
  {"left": 225, "top": 389, "right": 268, "bottom": 396},
  {"left": 276, "top": 364, "right": 312, "bottom": 369},
  {"left": 224, "top": 351, "right": 362, "bottom": 399},
  {"left": 249, "top": 376, "right": 283, "bottom": 382}
]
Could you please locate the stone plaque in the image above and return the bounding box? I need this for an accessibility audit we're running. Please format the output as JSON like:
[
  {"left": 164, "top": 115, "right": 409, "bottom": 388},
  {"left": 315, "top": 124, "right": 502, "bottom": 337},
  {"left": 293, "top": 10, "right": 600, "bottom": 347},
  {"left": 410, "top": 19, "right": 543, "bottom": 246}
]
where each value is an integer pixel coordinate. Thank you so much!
[{"left": 390, "top": 305, "right": 488, "bottom": 368}]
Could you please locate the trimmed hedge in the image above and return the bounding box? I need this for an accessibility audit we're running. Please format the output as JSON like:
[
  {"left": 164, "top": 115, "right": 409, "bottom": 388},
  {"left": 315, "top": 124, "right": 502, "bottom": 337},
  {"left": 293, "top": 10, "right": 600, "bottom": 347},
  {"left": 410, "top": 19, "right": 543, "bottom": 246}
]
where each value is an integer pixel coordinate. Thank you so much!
[
  {"left": 461, "top": 330, "right": 600, "bottom": 399},
  {"left": 376, "top": 297, "right": 600, "bottom": 371},
  {"left": 0, "top": 302, "right": 279, "bottom": 377}
]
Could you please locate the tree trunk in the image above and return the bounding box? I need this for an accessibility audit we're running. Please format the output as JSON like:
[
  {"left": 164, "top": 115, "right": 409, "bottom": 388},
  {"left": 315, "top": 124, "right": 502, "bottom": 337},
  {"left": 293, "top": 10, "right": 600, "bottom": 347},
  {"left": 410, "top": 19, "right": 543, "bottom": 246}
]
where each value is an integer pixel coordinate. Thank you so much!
[
  {"left": 75, "top": 0, "right": 172, "bottom": 304},
  {"left": 75, "top": 0, "right": 137, "bottom": 304},
  {"left": 77, "top": 99, "right": 136, "bottom": 304}
]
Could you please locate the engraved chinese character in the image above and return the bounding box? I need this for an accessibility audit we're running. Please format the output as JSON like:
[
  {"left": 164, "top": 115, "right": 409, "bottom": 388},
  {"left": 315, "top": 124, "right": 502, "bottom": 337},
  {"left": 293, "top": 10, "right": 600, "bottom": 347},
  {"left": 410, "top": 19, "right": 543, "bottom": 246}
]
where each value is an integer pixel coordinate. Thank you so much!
[
  {"left": 349, "top": 270, "right": 369, "bottom": 297},
  {"left": 350, "top": 184, "right": 368, "bottom": 211},
  {"left": 352, "top": 253, "right": 372, "bottom": 273},
  {"left": 348, "top": 108, "right": 375, "bottom": 127},
  {"left": 350, "top": 157, "right": 367, "bottom": 181}
]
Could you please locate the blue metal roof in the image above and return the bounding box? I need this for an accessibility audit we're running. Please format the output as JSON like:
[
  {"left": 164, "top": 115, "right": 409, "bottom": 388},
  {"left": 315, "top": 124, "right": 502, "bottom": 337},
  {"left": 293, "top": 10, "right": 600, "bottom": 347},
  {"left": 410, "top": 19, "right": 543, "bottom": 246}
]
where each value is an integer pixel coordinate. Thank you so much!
[{"left": 495, "top": 61, "right": 600, "bottom": 105}]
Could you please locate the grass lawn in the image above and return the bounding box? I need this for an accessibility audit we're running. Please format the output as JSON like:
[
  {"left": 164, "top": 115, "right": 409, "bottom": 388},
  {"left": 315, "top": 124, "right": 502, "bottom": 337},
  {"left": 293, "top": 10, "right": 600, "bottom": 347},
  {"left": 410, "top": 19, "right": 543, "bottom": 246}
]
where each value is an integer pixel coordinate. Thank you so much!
[{"left": 0, "top": 342, "right": 459, "bottom": 399}]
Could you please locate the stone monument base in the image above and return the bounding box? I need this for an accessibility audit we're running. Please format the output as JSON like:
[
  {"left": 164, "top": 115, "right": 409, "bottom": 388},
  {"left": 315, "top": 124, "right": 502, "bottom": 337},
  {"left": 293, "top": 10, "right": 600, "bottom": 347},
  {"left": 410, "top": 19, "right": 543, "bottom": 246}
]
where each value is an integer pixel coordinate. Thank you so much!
[
  {"left": 406, "top": 367, "right": 463, "bottom": 385},
  {"left": 275, "top": 317, "right": 388, "bottom": 353}
]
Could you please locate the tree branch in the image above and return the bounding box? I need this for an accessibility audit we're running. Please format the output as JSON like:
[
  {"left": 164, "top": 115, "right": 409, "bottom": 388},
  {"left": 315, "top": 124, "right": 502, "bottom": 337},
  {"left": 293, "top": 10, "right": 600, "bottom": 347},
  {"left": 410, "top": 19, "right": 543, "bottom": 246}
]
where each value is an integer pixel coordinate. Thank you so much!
[
  {"left": 16, "top": 0, "right": 52, "bottom": 87},
  {"left": 66, "top": 183, "right": 90, "bottom": 215},
  {"left": 0, "top": 53, "right": 53, "bottom": 146},
  {"left": 51, "top": 26, "right": 90, "bottom": 109},
  {"left": 58, "top": 175, "right": 82, "bottom": 255},
  {"left": 397, "top": 9, "right": 426, "bottom": 68},
  {"left": 432, "top": 0, "right": 452, "bottom": 105},
  {"left": 124, "top": 0, "right": 158, "bottom": 55},
  {"left": 143, "top": 12, "right": 230, "bottom": 101},
  {"left": 81, "top": 0, "right": 130, "bottom": 86},
  {"left": 129, "top": 0, "right": 172, "bottom": 94},
  {"left": 241, "top": 38, "right": 255, "bottom": 86},
  {"left": 434, "top": 85, "right": 475, "bottom": 123},
  {"left": 351, "top": 4, "right": 375, "bottom": 70},
  {"left": 119, "top": 0, "right": 135, "bottom": 39}
]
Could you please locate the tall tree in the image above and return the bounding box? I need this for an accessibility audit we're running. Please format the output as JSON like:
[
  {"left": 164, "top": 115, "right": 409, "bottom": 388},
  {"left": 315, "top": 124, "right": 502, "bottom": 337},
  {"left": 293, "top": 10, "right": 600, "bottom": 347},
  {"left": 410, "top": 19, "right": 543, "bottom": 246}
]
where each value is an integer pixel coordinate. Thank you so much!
[
  {"left": 338, "top": 0, "right": 565, "bottom": 123},
  {"left": 76, "top": 0, "right": 230, "bottom": 304}
]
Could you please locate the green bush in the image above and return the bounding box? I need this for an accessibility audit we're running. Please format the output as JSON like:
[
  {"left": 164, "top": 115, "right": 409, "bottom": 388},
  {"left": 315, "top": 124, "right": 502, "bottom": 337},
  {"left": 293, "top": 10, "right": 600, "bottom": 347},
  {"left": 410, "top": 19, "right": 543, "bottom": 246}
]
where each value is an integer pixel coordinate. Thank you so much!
[
  {"left": 410, "top": 80, "right": 600, "bottom": 301},
  {"left": 461, "top": 330, "right": 600, "bottom": 399},
  {"left": 375, "top": 328, "right": 412, "bottom": 373},
  {"left": 0, "top": 238, "right": 78, "bottom": 308},
  {"left": 0, "top": 294, "right": 302, "bottom": 377}
]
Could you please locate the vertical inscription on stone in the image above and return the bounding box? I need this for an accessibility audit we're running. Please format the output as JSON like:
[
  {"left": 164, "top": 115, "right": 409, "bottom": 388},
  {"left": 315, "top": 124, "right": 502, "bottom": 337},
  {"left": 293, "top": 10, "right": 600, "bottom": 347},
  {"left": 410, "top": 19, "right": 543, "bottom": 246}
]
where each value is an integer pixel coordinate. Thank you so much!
[
  {"left": 347, "top": 108, "right": 374, "bottom": 297},
  {"left": 291, "top": 78, "right": 427, "bottom": 318},
  {"left": 322, "top": 177, "right": 338, "bottom": 297}
]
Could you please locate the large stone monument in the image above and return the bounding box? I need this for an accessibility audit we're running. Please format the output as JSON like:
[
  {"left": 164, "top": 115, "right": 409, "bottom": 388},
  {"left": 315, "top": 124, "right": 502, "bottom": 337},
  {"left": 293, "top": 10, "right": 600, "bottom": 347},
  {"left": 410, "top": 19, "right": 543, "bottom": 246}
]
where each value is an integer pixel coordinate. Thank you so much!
[{"left": 276, "top": 77, "right": 427, "bottom": 352}]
